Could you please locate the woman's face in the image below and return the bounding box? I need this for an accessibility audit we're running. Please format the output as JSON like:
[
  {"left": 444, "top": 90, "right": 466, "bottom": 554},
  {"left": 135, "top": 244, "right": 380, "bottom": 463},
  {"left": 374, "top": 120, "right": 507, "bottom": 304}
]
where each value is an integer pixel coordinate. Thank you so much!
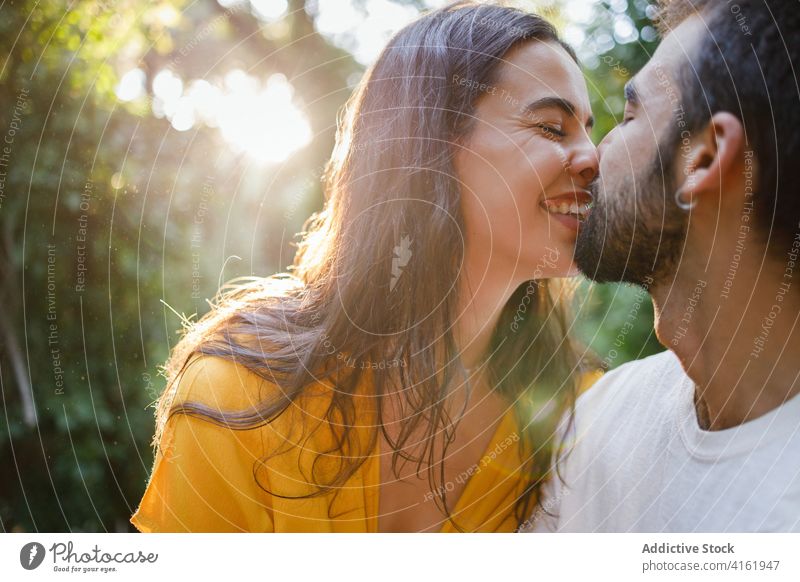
[{"left": 454, "top": 41, "right": 597, "bottom": 283}]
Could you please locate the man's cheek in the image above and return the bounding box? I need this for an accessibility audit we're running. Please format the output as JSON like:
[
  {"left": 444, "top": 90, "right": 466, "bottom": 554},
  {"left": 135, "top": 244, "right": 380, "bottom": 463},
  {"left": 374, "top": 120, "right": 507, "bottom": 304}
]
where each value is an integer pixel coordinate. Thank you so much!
[
  {"left": 597, "top": 156, "right": 623, "bottom": 196},
  {"left": 612, "top": 124, "right": 648, "bottom": 161}
]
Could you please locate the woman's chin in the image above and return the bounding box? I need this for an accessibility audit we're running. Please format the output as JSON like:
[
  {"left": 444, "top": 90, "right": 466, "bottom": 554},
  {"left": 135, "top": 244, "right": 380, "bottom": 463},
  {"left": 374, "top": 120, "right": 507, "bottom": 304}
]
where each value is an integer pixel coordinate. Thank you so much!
[
  {"left": 527, "top": 260, "right": 579, "bottom": 280},
  {"left": 561, "top": 260, "right": 580, "bottom": 278}
]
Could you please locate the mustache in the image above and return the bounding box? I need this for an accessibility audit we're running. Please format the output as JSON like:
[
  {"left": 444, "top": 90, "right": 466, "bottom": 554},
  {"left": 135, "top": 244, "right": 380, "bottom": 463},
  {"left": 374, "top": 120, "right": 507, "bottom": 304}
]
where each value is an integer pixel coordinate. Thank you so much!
[{"left": 587, "top": 177, "right": 601, "bottom": 202}]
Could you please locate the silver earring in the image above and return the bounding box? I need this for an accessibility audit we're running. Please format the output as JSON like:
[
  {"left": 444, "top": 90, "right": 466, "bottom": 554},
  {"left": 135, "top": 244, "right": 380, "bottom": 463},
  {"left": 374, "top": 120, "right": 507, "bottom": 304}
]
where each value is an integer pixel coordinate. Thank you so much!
[{"left": 675, "top": 188, "right": 697, "bottom": 211}]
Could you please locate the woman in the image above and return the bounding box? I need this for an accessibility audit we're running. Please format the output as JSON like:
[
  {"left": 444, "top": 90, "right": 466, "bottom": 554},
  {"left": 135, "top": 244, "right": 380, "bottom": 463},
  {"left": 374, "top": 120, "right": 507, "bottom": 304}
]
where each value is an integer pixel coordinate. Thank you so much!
[{"left": 130, "top": 1, "right": 598, "bottom": 533}]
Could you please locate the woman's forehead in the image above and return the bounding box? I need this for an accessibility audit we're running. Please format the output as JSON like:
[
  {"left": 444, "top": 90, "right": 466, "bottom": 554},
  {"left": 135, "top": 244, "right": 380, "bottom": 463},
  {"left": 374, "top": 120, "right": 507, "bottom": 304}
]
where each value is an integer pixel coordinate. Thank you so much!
[{"left": 494, "top": 41, "right": 591, "bottom": 117}]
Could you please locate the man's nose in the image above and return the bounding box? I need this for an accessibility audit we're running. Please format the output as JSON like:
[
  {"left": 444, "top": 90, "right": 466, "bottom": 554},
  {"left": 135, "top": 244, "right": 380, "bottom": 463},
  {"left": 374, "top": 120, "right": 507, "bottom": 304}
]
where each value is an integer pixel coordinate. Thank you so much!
[{"left": 596, "top": 126, "right": 618, "bottom": 161}]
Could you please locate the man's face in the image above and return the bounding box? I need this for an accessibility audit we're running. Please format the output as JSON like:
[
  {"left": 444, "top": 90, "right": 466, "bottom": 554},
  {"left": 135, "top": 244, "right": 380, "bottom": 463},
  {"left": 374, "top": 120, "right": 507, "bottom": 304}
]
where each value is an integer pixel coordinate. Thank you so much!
[{"left": 575, "top": 17, "right": 706, "bottom": 287}]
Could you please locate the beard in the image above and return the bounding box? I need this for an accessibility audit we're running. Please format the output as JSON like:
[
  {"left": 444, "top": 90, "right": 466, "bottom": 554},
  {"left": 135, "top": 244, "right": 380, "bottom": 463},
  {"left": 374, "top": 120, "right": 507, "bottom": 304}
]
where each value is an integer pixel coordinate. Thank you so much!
[{"left": 574, "top": 127, "right": 689, "bottom": 288}]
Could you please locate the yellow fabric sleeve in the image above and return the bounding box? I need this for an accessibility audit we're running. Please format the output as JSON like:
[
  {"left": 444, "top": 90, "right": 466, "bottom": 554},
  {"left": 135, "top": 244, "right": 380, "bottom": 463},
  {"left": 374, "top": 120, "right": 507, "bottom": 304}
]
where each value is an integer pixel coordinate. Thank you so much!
[
  {"left": 578, "top": 367, "right": 604, "bottom": 396},
  {"left": 130, "top": 355, "right": 275, "bottom": 532}
]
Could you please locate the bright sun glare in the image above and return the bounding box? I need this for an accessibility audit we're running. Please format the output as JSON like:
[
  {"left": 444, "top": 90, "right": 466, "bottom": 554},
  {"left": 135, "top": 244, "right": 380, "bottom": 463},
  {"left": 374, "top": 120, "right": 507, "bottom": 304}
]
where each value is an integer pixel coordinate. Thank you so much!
[
  {"left": 117, "top": 66, "right": 311, "bottom": 164},
  {"left": 114, "top": 0, "right": 630, "bottom": 164},
  {"left": 113, "top": 0, "right": 449, "bottom": 163}
]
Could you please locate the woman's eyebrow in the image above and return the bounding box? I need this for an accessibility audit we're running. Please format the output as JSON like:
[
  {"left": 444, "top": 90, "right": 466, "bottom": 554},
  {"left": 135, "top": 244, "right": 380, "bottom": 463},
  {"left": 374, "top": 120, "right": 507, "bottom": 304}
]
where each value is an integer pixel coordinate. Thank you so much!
[{"left": 522, "top": 96, "right": 594, "bottom": 128}]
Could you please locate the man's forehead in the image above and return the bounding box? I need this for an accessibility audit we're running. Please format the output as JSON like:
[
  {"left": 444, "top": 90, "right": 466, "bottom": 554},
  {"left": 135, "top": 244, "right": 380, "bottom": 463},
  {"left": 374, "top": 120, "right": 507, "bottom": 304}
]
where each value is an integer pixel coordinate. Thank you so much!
[{"left": 632, "top": 15, "right": 706, "bottom": 104}]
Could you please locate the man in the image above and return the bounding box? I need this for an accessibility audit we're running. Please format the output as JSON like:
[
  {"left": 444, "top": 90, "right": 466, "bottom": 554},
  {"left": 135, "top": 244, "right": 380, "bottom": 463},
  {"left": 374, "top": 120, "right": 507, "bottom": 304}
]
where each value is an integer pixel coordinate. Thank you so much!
[{"left": 528, "top": 0, "right": 800, "bottom": 532}]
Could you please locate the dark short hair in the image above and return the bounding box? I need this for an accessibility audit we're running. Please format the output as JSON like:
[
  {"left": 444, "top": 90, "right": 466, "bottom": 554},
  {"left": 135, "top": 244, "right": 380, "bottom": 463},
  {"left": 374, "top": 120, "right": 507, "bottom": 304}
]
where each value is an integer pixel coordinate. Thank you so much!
[{"left": 657, "top": 0, "right": 800, "bottom": 251}]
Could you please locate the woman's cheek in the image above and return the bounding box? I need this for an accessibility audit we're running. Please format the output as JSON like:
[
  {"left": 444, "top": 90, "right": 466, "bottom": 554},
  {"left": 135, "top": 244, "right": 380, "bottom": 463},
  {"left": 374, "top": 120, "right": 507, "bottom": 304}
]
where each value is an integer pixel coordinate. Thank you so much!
[
  {"left": 521, "top": 143, "right": 569, "bottom": 195},
  {"left": 542, "top": 142, "right": 570, "bottom": 179}
]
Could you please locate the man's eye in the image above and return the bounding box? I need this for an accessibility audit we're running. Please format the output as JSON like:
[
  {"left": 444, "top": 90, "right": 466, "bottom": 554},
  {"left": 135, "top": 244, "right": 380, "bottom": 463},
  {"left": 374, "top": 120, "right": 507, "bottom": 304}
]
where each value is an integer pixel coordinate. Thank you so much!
[{"left": 621, "top": 107, "right": 634, "bottom": 125}]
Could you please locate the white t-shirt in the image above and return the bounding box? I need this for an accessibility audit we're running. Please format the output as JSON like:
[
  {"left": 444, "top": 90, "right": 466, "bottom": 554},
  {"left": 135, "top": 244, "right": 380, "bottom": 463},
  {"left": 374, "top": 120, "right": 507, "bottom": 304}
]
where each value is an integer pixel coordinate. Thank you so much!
[{"left": 525, "top": 350, "right": 800, "bottom": 532}]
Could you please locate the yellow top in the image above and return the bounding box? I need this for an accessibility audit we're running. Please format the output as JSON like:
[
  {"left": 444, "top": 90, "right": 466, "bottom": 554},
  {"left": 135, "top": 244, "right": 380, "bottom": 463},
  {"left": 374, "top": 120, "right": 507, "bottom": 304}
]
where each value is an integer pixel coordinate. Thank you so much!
[{"left": 130, "top": 354, "right": 600, "bottom": 533}]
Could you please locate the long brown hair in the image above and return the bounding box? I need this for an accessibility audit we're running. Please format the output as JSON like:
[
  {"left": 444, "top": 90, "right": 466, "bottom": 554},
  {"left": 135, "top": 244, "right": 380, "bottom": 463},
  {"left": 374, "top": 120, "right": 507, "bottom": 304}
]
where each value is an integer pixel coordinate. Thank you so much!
[{"left": 154, "top": 1, "right": 581, "bottom": 531}]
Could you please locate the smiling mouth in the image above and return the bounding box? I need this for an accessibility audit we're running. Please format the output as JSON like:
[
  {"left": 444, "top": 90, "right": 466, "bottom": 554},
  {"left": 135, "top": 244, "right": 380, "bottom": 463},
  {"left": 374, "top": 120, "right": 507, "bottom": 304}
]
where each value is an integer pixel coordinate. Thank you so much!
[{"left": 540, "top": 191, "right": 593, "bottom": 222}]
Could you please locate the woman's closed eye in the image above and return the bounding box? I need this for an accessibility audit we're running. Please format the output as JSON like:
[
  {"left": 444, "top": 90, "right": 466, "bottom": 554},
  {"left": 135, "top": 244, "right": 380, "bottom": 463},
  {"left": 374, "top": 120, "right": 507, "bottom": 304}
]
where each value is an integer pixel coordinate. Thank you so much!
[{"left": 533, "top": 122, "right": 566, "bottom": 139}]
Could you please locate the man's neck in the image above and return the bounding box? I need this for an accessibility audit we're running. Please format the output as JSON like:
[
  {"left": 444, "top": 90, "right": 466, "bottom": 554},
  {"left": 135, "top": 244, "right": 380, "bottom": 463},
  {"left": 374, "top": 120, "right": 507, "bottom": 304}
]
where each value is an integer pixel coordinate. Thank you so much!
[{"left": 651, "top": 257, "right": 800, "bottom": 431}]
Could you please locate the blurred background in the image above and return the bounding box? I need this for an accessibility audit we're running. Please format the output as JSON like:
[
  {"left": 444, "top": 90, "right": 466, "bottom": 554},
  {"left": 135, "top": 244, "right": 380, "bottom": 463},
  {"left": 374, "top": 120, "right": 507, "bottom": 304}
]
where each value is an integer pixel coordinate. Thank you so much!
[{"left": 0, "top": 0, "right": 664, "bottom": 532}]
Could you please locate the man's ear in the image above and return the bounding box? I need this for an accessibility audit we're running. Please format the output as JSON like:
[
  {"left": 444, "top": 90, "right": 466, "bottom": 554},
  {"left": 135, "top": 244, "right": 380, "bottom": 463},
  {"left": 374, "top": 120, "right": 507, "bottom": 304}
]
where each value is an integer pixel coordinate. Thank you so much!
[{"left": 681, "top": 112, "right": 745, "bottom": 199}]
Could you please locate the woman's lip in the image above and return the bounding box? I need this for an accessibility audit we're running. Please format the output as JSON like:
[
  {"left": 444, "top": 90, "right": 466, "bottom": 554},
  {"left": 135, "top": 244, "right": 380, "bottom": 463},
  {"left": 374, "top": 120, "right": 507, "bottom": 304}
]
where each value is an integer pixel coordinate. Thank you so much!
[
  {"left": 539, "top": 190, "right": 592, "bottom": 233},
  {"left": 548, "top": 211, "right": 580, "bottom": 233},
  {"left": 543, "top": 190, "right": 593, "bottom": 204}
]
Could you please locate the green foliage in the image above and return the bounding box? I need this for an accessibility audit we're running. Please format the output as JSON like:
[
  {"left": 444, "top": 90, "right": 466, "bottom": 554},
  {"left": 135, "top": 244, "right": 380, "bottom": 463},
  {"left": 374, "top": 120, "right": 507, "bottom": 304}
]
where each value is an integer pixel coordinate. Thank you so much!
[
  {"left": 584, "top": 0, "right": 661, "bottom": 140},
  {"left": 0, "top": 0, "right": 358, "bottom": 532}
]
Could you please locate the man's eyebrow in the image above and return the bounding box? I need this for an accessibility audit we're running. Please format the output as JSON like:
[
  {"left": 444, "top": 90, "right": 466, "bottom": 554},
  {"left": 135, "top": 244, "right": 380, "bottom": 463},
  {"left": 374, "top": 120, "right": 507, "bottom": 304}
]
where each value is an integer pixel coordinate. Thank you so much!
[
  {"left": 624, "top": 79, "right": 639, "bottom": 106},
  {"left": 522, "top": 96, "right": 594, "bottom": 129}
]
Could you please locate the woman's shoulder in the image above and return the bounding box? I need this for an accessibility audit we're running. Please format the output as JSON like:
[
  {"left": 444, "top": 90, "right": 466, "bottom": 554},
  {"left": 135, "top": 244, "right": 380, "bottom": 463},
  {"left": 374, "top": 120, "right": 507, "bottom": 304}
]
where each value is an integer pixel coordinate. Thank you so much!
[
  {"left": 578, "top": 367, "right": 604, "bottom": 396},
  {"left": 171, "top": 352, "right": 284, "bottom": 411},
  {"left": 168, "top": 352, "right": 358, "bottom": 428}
]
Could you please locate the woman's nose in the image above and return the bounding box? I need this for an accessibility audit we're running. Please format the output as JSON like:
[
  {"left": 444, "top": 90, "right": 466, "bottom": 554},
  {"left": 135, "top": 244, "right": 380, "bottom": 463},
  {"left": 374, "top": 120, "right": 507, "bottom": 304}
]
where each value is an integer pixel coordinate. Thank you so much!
[{"left": 569, "top": 138, "right": 599, "bottom": 185}]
